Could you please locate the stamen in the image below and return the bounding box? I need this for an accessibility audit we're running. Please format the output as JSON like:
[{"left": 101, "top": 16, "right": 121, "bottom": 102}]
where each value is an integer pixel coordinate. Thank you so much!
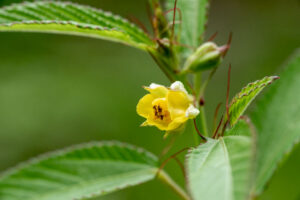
[{"left": 158, "top": 106, "right": 162, "bottom": 112}]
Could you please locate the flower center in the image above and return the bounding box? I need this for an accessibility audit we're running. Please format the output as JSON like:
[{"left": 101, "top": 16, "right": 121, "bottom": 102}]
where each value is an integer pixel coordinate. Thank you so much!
[{"left": 152, "top": 99, "right": 171, "bottom": 123}]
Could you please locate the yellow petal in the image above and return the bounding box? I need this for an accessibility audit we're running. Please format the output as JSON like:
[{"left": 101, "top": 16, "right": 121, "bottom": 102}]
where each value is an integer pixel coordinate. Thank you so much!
[
  {"left": 136, "top": 94, "right": 154, "bottom": 118},
  {"left": 146, "top": 118, "right": 169, "bottom": 130},
  {"left": 140, "top": 120, "right": 149, "bottom": 127},
  {"left": 167, "top": 90, "right": 191, "bottom": 119},
  {"left": 166, "top": 115, "right": 188, "bottom": 131},
  {"left": 144, "top": 83, "right": 168, "bottom": 98}
]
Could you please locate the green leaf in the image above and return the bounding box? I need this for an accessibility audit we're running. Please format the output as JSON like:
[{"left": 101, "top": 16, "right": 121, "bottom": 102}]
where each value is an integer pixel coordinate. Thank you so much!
[
  {"left": 224, "top": 119, "right": 253, "bottom": 137},
  {"left": 228, "top": 76, "right": 279, "bottom": 126},
  {"left": 165, "top": 0, "right": 210, "bottom": 56},
  {"left": 187, "top": 134, "right": 255, "bottom": 200},
  {"left": 0, "top": 1, "right": 154, "bottom": 50},
  {"left": 0, "top": 141, "right": 158, "bottom": 200},
  {"left": 251, "top": 49, "right": 300, "bottom": 194}
]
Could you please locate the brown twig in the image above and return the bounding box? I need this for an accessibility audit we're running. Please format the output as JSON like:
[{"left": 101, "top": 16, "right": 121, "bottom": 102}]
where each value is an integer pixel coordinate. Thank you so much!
[
  {"left": 208, "top": 31, "right": 218, "bottom": 41},
  {"left": 171, "top": 0, "right": 178, "bottom": 43},
  {"left": 213, "top": 115, "right": 224, "bottom": 138},
  {"left": 193, "top": 119, "right": 207, "bottom": 141},
  {"left": 157, "top": 147, "right": 190, "bottom": 176},
  {"left": 226, "top": 64, "right": 232, "bottom": 121},
  {"left": 221, "top": 32, "right": 233, "bottom": 57},
  {"left": 212, "top": 102, "right": 222, "bottom": 131}
]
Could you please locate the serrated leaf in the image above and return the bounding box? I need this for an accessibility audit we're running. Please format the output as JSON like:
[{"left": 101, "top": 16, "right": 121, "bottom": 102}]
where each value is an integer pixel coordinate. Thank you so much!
[
  {"left": 251, "top": 49, "right": 300, "bottom": 194},
  {"left": 0, "top": 141, "right": 158, "bottom": 200},
  {"left": 187, "top": 134, "right": 255, "bottom": 200},
  {"left": 165, "top": 0, "right": 210, "bottom": 56},
  {"left": 0, "top": 1, "right": 154, "bottom": 50},
  {"left": 228, "top": 76, "right": 279, "bottom": 126}
]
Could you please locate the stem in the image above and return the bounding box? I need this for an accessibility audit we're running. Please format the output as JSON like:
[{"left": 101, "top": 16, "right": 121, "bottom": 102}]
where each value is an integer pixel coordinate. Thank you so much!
[
  {"left": 192, "top": 125, "right": 200, "bottom": 145},
  {"left": 199, "top": 68, "right": 217, "bottom": 97},
  {"left": 193, "top": 119, "right": 206, "bottom": 141},
  {"left": 194, "top": 72, "right": 209, "bottom": 137},
  {"left": 194, "top": 72, "right": 202, "bottom": 99},
  {"left": 157, "top": 171, "right": 191, "bottom": 200},
  {"left": 199, "top": 106, "right": 208, "bottom": 136}
]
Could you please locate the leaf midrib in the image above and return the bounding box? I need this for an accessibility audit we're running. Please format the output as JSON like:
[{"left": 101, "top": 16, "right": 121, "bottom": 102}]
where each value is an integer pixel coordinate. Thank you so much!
[{"left": 219, "top": 138, "right": 233, "bottom": 200}]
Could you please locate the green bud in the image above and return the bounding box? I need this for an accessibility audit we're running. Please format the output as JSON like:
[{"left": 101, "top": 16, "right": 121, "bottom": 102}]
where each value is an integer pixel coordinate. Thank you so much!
[{"left": 182, "top": 42, "right": 222, "bottom": 73}]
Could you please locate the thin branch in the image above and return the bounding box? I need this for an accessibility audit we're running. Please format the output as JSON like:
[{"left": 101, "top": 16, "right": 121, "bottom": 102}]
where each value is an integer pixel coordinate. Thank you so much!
[
  {"left": 171, "top": 0, "right": 178, "bottom": 43},
  {"left": 226, "top": 64, "right": 231, "bottom": 121},
  {"left": 213, "top": 115, "right": 224, "bottom": 139},
  {"left": 221, "top": 32, "right": 233, "bottom": 57},
  {"left": 127, "top": 15, "right": 150, "bottom": 35},
  {"left": 193, "top": 119, "right": 207, "bottom": 141},
  {"left": 174, "top": 157, "right": 186, "bottom": 177},
  {"left": 157, "top": 147, "right": 190, "bottom": 176},
  {"left": 212, "top": 102, "right": 222, "bottom": 131},
  {"left": 207, "top": 31, "right": 218, "bottom": 41}
]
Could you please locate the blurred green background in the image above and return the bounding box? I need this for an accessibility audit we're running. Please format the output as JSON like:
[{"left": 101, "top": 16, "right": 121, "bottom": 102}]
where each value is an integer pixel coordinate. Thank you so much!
[{"left": 0, "top": 0, "right": 299, "bottom": 199}]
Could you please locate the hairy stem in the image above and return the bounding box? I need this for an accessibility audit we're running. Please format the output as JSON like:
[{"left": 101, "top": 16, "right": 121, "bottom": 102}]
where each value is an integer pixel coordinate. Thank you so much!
[{"left": 157, "top": 171, "right": 191, "bottom": 200}]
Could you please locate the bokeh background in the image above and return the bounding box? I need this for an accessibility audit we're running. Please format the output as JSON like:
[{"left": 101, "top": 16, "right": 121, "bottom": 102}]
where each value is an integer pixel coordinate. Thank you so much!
[{"left": 0, "top": 0, "right": 299, "bottom": 199}]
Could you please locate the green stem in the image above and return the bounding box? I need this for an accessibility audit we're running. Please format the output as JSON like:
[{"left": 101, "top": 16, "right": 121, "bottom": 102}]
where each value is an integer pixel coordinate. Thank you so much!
[
  {"left": 194, "top": 72, "right": 209, "bottom": 137},
  {"left": 194, "top": 72, "right": 202, "bottom": 99},
  {"left": 199, "top": 68, "right": 217, "bottom": 97},
  {"left": 199, "top": 106, "right": 208, "bottom": 136},
  {"left": 192, "top": 125, "right": 200, "bottom": 145},
  {"left": 157, "top": 171, "right": 191, "bottom": 200}
]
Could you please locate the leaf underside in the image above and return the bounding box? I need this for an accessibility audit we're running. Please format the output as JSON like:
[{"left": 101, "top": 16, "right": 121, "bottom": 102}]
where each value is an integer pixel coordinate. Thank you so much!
[
  {"left": 228, "top": 76, "right": 279, "bottom": 126},
  {"left": 251, "top": 49, "right": 300, "bottom": 194},
  {"left": 165, "top": 0, "right": 209, "bottom": 57},
  {"left": 0, "top": 1, "right": 154, "bottom": 50},
  {"left": 0, "top": 141, "right": 158, "bottom": 200},
  {"left": 187, "top": 133, "right": 255, "bottom": 200}
]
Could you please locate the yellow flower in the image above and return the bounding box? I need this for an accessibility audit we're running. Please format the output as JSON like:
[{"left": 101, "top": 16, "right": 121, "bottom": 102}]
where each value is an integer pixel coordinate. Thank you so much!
[{"left": 137, "top": 81, "right": 200, "bottom": 131}]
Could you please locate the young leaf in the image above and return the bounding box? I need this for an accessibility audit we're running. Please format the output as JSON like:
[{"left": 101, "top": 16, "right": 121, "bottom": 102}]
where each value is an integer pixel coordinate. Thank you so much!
[
  {"left": 251, "top": 49, "right": 300, "bottom": 195},
  {"left": 0, "top": 1, "right": 154, "bottom": 50},
  {"left": 165, "top": 0, "right": 210, "bottom": 56},
  {"left": 0, "top": 141, "right": 158, "bottom": 200},
  {"left": 186, "top": 135, "right": 255, "bottom": 200},
  {"left": 228, "top": 76, "right": 279, "bottom": 126}
]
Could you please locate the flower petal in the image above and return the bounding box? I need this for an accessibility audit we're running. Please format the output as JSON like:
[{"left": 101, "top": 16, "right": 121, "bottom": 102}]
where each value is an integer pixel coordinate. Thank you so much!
[
  {"left": 166, "top": 116, "right": 188, "bottom": 131},
  {"left": 170, "top": 81, "right": 188, "bottom": 93},
  {"left": 146, "top": 118, "right": 169, "bottom": 130},
  {"left": 144, "top": 83, "right": 168, "bottom": 98},
  {"left": 136, "top": 94, "right": 154, "bottom": 118},
  {"left": 167, "top": 90, "right": 191, "bottom": 119},
  {"left": 185, "top": 105, "right": 200, "bottom": 118}
]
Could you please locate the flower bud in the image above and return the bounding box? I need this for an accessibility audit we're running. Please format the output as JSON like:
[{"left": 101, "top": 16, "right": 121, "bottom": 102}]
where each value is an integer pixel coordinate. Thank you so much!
[{"left": 182, "top": 42, "right": 222, "bottom": 73}]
